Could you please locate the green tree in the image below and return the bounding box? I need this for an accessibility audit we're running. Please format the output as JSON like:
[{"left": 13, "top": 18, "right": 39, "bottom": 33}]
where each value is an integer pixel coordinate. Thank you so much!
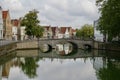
[
  {"left": 96, "top": 0, "right": 120, "bottom": 41},
  {"left": 76, "top": 24, "right": 94, "bottom": 39},
  {"left": 21, "top": 57, "right": 39, "bottom": 78},
  {"left": 21, "top": 9, "right": 43, "bottom": 39},
  {"left": 34, "top": 25, "right": 44, "bottom": 39}
]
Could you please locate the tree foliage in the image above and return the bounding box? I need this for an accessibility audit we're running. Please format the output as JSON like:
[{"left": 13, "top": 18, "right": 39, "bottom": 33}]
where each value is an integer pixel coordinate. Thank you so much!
[
  {"left": 21, "top": 9, "right": 43, "bottom": 38},
  {"left": 76, "top": 24, "right": 94, "bottom": 39},
  {"left": 96, "top": 0, "right": 120, "bottom": 41},
  {"left": 21, "top": 58, "right": 39, "bottom": 78}
]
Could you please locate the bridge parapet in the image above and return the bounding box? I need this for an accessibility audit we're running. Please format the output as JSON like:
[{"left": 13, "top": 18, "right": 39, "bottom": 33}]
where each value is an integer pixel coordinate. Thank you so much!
[
  {"left": 16, "top": 39, "right": 93, "bottom": 49},
  {"left": 38, "top": 39, "right": 93, "bottom": 49}
]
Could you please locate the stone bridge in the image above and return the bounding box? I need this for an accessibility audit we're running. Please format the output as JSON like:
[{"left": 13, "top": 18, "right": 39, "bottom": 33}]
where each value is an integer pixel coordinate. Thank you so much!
[
  {"left": 17, "top": 39, "right": 94, "bottom": 49},
  {"left": 38, "top": 39, "right": 93, "bottom": 49}
]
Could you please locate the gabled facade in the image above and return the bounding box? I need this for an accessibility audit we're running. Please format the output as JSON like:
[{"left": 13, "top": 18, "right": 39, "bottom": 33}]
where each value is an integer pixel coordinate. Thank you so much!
[
  {"left": 42, "top": 26, "right": 75, "bottom": 39},
  {"left": 0, "top": 6, "right": 3, "bottom": 40},
  {"left": 59, "top": 27, "right": 72, "bottom": 38},
  {"left": 20, "top": 26, "right": 28, "bottom": 40},
  {"left": 51, "top": 27, "right": 59, "bottom": 39},
  {"left": 11, "top": 19, "right": 20, "bottom": 40},
  {"left": 2, "top": 10, "right": 12, "bottom": 40},
  {"left": 72, "top": 29, "right": 76, "bottom": 38},
  {"left": 43, "top": 26, "right": 52, "bottom": 39}
]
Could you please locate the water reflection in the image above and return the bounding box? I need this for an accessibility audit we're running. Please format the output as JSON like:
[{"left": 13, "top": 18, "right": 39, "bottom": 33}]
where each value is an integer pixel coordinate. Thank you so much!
[
  {"left": 0, "top": 50, "right": 120, "bottom": 80},
  {"left": 39, "top": 44, "right": 50, "bottom": 53},
  {"left": 56, "top": 43, "right": 73, "bottom": 55},
  {"left": 20, "top": 57, "right": 40, "bottom": 78}
]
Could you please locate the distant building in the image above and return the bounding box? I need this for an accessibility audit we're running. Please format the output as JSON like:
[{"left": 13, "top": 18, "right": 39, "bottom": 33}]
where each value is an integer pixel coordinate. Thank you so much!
[
  {"left": 2, "top": 10, "right": 12, "bottom": 40},
  {"left": 72, "top": 29, "right": 76, "bottom": 38},
  {"left": 59, "top": 27, "right": 72, "bottom": 39},
  {"left": 0, "top": 6, "right": 3, "bottom": 40},
  {"left": 51, "top": 27, "right": 59, "bottom": 39},
  {"left": 94, "top": 20, "right": 104, "bottom": 42},
  {"left": 42, "top": 26, "right": 76, "bottom": 39},
  {"left": 11, "top": 19, "right": 20, "bottom": 41},
  {"left": 43, "top": 26, "right": 53, "bottom": 39},
  {"left": 20, "top": 26, "right": 27, "bottom": 40}
]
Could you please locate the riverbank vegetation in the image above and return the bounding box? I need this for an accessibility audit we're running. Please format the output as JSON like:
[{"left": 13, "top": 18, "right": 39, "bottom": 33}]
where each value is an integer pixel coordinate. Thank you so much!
[
  {"left": 96, "top": 0, "right": 120, "bottom": 41},
  {"left": 76, "top": 24, "right": 94, "bottom": 39}
]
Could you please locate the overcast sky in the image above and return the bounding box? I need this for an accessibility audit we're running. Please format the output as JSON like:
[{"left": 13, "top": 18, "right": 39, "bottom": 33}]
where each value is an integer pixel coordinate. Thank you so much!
[{"left": 0, "top": 0, "right": 99, "bottom": 28}]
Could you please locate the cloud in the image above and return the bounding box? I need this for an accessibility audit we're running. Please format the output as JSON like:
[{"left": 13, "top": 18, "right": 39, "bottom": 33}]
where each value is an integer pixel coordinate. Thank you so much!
[
  {"left": 0, "top": 0, "right": 99, "bottom": 28},
  {"left": 1, "top": 0, "right": 23, "bottom": 11}
]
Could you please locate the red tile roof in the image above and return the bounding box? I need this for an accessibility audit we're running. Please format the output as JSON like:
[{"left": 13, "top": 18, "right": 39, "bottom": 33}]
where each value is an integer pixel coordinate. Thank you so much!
[
  {"left": 2, "top": 11, "right": 8, "bottom": 19},
  {"left": 11, "top": 19, "right": 19, "bottom": 27},
  {"left": 60, "top": 27, "right": 71, "bottom": 34}
]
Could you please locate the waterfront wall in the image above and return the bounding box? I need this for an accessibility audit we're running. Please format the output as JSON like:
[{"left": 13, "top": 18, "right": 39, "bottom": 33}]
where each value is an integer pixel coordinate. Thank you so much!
[
  {"left": 17, "top": 40, "right": 38, "bottom": 49},
  {"left": 94, "top": 41, "right": 120, "bottom": 51},
  {"left": 0, "top": 42, "right": 16, "bottom": 56}
]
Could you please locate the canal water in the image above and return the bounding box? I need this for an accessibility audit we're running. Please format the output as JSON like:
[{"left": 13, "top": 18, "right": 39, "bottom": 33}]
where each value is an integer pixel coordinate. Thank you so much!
[{"left": 0, "top": 43, "right": 120, "bottom": 80}]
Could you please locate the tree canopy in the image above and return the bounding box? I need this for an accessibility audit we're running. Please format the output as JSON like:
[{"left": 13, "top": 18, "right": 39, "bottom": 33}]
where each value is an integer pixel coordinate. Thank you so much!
[
  {"left": 76, "top": 24, "right": 94, "bottom": 39},
  {"left": 96, "top": 0, "right": 120, "bottom": 41},
  {"left": 21, "top": 9, "right": 43, "bottom": 39}
]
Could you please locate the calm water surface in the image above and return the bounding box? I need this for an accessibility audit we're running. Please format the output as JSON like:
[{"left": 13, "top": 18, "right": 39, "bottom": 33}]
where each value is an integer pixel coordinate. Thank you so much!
[{"left": 0, "top": 48, "right": 120, "bottom": 80}]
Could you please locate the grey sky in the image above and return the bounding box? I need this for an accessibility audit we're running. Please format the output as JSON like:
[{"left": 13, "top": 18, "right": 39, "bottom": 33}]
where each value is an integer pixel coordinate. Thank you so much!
[{"left": 0, "top": 0, "right": 99, "bottom": 28}]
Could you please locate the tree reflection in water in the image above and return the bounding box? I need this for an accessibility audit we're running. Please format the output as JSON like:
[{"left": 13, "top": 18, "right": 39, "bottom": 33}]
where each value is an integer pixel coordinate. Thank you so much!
[
  {"left": 96, "top": 58, "right": 120, "bottom": 80},
  {"left": 20, "top": 57, "right": 40, "bottom": 78}
]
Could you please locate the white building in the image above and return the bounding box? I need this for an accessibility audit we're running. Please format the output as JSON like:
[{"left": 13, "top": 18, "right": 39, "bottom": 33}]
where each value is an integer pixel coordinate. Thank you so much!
[
  {"left": 94, "top": 20, "right": 104, "bottom": 42},
  {"left": 12, "top": 26, "right": 18, "bottom": 40},
  {"left": 11, "top": 19, "right": 20, "bottom": 41},
  {"left": 0, "top": 6, "right": 3, "bottom": 40},
  {"left": 58, "top": 27, "right": 72, "bottom": 39},
  {"left": 20, "top": 26, "right": 27, "bottom": 40}
]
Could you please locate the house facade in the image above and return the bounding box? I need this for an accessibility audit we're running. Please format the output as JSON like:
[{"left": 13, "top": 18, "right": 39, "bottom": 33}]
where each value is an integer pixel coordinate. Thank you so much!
[
  {"left": 42, "top": 26, "right": 75, "bottom": 39},
  {"left": 59, "top": 27, "right": 72, "bottom": 39},
  {"left": 2, "top": 10, "right": 12, "bottom": 40},
  {"left": 94, "top": 20, "right": 104, "bottom": 42},
  {"left": 20, "top": 26, "right": 28, "bottom": 40},
  {"left": 0, "top": 6, "right": 3, "bottom": 40},
  {"left": 51, "top": 27, "right": 59, "bottom": 39},
  {"left": 43, "top": 26, "right": 53, "bottom": 39},
  {"left": 11, "top": 19, "right": 20, "bottom": 41}
]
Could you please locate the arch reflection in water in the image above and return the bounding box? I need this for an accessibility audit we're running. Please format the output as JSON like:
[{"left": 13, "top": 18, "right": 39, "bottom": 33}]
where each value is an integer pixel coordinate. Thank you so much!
[
  {"left": 39, "top": 44, "right": 51, "bottom": 53},
  {"left": 56, "top": 43, "right": 73, "bottom": 55}
]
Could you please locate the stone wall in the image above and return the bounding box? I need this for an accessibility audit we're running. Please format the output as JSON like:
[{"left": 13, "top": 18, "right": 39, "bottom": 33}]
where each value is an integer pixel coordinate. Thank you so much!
[
  {"left": 94, "top": 41, "right": 120, "bottom": 51},
  {"left": 17, "top": 40, "right": 38, "bottom": 50},
  {"left": 0, "top": 43, "right": 16, "bottom": 56}
]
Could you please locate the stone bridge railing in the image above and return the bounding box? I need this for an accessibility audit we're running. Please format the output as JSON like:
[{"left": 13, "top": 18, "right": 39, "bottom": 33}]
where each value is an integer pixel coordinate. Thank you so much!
[{"left": 17, "top": 39, "right": 93, "bottom": 49}]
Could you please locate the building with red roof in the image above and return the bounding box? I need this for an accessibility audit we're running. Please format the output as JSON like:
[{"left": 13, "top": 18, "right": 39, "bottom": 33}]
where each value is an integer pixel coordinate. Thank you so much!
[
  {"left": 0, "top": 6, "right": 3, "bottom": 39},
  {"left": 11, "top": 19, "right": 20, "bottom": 40},
  {"left": 2, "top": 10, "right": 12, "bottom": 40}
]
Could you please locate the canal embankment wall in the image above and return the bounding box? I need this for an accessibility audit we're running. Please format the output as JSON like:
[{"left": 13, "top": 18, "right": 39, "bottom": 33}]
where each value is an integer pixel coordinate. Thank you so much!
[
  {"left": 94, "top": 41, "right": 120, "bottom": 51},
  {"left": 0, "top": 42, "right": 16, "bottom": 56},
  {"left": 17, "top": 40, "right": 38, "bottom": 50}
]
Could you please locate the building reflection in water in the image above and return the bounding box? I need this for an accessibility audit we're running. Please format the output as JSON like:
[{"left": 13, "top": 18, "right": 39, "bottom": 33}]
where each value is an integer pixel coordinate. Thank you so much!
[
  {"left": 39, "top": 44, "right": 50, "bottom": 53},
  {"left": 56, "top": 43, "right": 73, "bottom": 55},
  {"left": 0, "top": 50, "right": 120, "bottom": 80}
]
